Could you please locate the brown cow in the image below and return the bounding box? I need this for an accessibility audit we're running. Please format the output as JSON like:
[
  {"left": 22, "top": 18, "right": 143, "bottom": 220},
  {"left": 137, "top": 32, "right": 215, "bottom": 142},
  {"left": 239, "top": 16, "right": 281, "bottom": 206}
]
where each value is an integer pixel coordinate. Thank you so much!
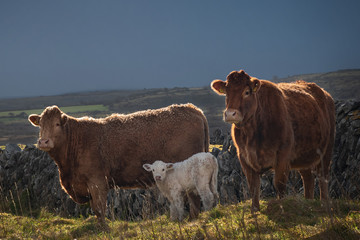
[
  {"left": 28, "top": 104, "right": 209, "bottom": 222},
  {"left": 211, "top": 70, "right": 335, "bottom": 211}
]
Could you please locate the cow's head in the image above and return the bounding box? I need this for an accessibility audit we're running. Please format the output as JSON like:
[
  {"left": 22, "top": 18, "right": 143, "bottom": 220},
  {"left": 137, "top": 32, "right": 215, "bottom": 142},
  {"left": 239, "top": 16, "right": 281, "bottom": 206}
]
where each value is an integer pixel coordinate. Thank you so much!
[
  {"left": 28, "top": 105, "right": 68, "bottom": 152},
  {"left": 211, "top": 70, "right": 261, "bottom": 125},
  {"left": 143, "top": 160, "right": 174, "bottom": 182}
]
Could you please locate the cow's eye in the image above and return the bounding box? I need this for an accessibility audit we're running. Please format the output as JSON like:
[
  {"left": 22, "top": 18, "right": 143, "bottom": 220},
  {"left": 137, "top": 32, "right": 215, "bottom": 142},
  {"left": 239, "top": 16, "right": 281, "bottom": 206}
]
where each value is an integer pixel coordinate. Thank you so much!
[
  {"left": 162, "top": 169, "right": 165, "bottom": 172},
  {"left": 56, "top": 123, "right": 61, "bottom": 127},
  {"left": 244, "top": 90, "right": 250, "bottom": 97}
]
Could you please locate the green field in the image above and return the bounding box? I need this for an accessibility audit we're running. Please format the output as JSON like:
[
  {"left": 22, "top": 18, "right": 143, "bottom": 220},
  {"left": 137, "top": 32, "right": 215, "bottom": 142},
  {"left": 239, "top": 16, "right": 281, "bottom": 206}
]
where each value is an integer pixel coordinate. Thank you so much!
[
  {"left": 0, "top": 104, "right": 109, "bottom": 118},
  {"left": 0, "top": 104, "right": 111, "bottom": 144}
]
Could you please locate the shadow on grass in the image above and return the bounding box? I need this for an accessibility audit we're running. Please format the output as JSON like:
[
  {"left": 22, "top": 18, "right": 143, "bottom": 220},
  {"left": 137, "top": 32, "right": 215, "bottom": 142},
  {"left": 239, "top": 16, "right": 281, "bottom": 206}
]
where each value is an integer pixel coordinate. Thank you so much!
[
  {"left": 263, "top": 196, "right": 360, "bottom": 228},
  {"left": 305, "top": 222, "right": 360, "bottom": 240},
  {"left": 70, "top": 216, "right": 110, "bottom": 238}
]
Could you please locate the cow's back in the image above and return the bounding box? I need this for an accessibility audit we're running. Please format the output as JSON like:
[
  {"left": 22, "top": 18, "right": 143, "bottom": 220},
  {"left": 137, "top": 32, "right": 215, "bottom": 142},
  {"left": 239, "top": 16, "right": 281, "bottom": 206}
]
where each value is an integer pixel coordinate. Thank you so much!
[
  {"left": 278, "top": 81, "right": 335, "bottom": 169},
  {"left": 100, "top": 104, "right": 209, "bottom": 188}
]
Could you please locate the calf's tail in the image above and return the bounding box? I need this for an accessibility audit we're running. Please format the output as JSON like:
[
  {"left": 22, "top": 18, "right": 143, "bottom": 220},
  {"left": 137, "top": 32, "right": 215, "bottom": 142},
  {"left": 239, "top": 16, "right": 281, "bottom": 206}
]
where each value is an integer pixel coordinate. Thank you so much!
[{"left": 210, "top": 156, "right": 219, "bottom": 202}]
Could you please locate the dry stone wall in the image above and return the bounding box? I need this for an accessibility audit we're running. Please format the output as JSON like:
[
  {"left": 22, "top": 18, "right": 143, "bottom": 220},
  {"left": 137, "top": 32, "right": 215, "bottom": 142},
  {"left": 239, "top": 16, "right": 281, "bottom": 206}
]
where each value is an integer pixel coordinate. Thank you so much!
[{"left": 0, "top": 100, "right": 359, "bottom": 220}]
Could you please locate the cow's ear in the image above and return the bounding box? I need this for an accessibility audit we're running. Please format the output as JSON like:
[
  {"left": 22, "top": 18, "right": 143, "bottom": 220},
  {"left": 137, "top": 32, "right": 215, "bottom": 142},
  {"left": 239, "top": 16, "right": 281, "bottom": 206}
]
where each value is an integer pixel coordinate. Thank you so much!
[
  {"left": 143, "top": 164, "right": 152, "bottom": 172},
  {"left": 61, "top": 114, "right": 68, "bottom": 126},
  {"left": 166, "top": 163, "right": 174, "bottom": 170},
  {"left": 251, "top": 79, "right": 261, "bottom": 93},
  {"left": 28, "top": 114, "right": 41, "bottom": 127},
  {"left": 211, "top": 80, "right": 226, "bottom": 95}
]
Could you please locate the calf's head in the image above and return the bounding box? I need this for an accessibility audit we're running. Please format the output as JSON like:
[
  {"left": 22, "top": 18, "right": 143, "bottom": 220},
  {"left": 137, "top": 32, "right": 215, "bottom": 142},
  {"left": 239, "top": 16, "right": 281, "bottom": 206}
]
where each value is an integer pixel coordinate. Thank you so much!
[
  {"left": 28, "top": 105, "right": 68, "bottom": 152},
  {"left": 211, "top": 70, "right": 261, "bottom": 125},
  {"left": 143, "top": 160, "right": 174, "bottom": 182}
]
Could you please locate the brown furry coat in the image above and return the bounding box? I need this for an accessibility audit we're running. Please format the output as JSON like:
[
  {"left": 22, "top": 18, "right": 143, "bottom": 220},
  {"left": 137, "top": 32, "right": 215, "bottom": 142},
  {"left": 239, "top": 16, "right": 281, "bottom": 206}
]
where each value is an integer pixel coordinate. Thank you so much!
[
  {"left": 211, "top": 70, "right": 335, "bottom": 211},
  {"left": 29, "top": 103, "right": 209, "bottom": 221}
]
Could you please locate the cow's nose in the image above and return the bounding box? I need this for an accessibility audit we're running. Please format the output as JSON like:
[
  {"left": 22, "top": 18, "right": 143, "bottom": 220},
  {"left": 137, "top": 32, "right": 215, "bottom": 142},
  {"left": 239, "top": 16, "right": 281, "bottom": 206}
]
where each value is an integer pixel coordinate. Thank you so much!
[
  {"left": 38, "top": 139, "right": 49, "bottom": 144},
  {"left": 155, "top": 176, "right": 161, "bottom": 181},
  {"left": 225, "top": 111, "right": 236, "bottom": 117},
  {"left": 224, "top": 109, "right": 243, "bottom": 124}
]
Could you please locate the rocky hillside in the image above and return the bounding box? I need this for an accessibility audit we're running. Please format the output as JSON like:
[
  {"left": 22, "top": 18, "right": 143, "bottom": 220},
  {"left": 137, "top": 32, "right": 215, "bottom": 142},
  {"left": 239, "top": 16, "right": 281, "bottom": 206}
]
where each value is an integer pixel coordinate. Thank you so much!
[
  {"left": 0, "top": 100, "right": 359, "bottom": 220},
  {"left": 274, "top": 69, "right": 360, "bottom": 100}
]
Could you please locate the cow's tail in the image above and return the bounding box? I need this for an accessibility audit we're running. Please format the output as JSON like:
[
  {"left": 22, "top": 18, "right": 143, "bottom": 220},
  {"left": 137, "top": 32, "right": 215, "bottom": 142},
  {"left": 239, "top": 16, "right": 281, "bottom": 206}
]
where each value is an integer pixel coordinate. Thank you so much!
[
  {"left": 210, "top": 155, "right": 219, "bottom": 204},
  {"left": 202, "top": 114, "right": 210, "bottom": 152}
]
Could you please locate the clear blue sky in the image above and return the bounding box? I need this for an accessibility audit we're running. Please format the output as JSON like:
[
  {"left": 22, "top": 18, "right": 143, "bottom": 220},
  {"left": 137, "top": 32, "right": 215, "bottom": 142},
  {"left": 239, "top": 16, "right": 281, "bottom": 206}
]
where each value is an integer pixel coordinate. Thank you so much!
[{"left": 1, "top": 0, "right": 360, "bottom": 98}]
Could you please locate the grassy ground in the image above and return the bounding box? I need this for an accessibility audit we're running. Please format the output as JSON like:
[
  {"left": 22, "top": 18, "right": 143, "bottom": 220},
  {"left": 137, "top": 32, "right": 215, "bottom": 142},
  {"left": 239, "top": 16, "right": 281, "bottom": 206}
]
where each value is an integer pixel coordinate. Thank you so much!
[{"left": 1, "top": 196, "right": 359, "bottom": 239}]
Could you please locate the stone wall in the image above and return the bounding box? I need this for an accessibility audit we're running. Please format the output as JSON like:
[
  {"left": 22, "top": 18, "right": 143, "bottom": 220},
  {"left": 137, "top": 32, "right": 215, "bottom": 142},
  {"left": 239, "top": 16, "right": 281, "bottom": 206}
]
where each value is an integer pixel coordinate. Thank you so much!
[
  {"left": 330, "top": 101, "right": 360, "bottom": 198},
  {"left": 0, "top": 100, "right": 359, "bottom": 220}
]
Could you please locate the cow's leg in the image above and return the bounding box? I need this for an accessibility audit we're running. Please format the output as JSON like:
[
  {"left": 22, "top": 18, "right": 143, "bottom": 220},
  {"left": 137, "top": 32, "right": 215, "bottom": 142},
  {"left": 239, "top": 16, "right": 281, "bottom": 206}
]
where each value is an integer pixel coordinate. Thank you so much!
[
  {"left": 274, "top": 151, "right": 290, "bottom": 199},
  {"left": 239, "top": 157, "right": 261, "bottom": 211},
  {"left": 187, "top": 191, "right": 201, "bottom": 219},
  {"left": 248, "top": 170, "right": 261, "bottom": 211},
  {"left": 317, "top": 147, "right": 331, "bottom": 200},
  {"left": 299, "top": 169, "right": 315, "bottom": 199},
  {"left": 318, "top": 173, "right": 329, "bottom": 200},
  {"left": 88, "top": 182, "right": 108, "bottom": 223}
]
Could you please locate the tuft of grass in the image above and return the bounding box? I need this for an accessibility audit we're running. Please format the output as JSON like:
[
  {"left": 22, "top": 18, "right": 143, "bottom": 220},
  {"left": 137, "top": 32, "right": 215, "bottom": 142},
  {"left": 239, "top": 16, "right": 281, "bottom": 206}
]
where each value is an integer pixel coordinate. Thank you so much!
[
  {"left": 1, "top": 196, "right": 359, "bottom": 239},
  {"left": 209, "top": 144, "right": 223, "bottom": 152}
]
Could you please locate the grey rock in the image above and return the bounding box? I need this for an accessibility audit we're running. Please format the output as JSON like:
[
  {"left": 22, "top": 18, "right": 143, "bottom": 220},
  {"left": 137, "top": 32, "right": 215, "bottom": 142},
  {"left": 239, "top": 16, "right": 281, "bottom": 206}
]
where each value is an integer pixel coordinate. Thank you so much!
[{"left": 4, "top": 143, "right": 21, "bottom": 159}]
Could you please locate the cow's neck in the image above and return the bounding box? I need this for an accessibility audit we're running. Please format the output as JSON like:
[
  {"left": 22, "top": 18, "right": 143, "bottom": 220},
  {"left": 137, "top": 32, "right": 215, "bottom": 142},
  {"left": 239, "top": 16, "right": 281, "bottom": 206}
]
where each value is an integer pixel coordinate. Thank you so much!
[
  {"left": 48, "top": 120, "right": 81, "bottom": 180},
  {"left": 234, "top": 113, "right": 256, "bottom": 129},
  {"left": 233, "top": 94, "right": 281, "bottom": 148},
  {"left": 49, "top": 144, "right": 76, "bottom": 174}
]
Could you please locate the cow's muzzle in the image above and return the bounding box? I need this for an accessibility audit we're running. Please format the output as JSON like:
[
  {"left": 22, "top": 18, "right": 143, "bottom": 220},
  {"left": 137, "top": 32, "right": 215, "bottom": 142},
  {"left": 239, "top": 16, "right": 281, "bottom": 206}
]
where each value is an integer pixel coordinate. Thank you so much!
[
  {"left": 155, "top": 176, "right": 162, "bottom": 181},
  {"left": 224, "top": 109, "right": 243, "bottom": 124},
  {"left": 37, "top": 138, "right": 54, "bottom": 151}
]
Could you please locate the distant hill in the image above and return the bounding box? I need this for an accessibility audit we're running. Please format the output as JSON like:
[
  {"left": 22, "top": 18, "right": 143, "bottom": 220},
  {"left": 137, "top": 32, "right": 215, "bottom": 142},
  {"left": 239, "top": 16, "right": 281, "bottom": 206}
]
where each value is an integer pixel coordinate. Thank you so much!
[
  {"left": 0, "top": 69, "right": 359, "bottom": 144},
  {"left": 274, "top": 69, "right": 360, "bottom": 100}
]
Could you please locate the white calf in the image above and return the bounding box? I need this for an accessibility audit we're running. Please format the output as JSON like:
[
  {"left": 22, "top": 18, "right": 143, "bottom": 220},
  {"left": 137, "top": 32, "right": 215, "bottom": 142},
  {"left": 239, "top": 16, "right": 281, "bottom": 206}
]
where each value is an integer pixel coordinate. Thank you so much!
[{"left": 143, "top": 152, "right": 218, "bottom": 221}]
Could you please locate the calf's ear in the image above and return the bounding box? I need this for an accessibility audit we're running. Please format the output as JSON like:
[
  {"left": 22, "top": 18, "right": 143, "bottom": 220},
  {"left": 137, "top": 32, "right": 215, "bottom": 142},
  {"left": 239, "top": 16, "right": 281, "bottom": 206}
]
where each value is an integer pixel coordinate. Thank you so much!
[
  {"left": 28, "top": 114, "right": 41, "bottom": 126},
  {"left": 143, "top": 164, "right": 152, "bottom": 172},
  {"left": 211, "top": 80, "right": 226, "bottom": 95},
  {"left": 251, "top": 79, "right": 261, "bottom": 93}
]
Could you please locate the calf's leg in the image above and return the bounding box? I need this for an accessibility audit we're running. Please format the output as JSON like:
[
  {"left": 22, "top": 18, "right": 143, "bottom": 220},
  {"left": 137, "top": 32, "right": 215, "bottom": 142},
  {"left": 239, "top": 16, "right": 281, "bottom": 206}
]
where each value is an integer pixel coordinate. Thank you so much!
[
  {"left": 187, "top": 192, "right": 201, "bottom": 219},
  {"left": 169, "top": 202, "right": 178, "bottom": 221},
  {"left": 196, "top": 185, "right": 214, "bottom": 211},
  {"left": 169, "top": 191, "right": 185, "bottom": 221}
]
